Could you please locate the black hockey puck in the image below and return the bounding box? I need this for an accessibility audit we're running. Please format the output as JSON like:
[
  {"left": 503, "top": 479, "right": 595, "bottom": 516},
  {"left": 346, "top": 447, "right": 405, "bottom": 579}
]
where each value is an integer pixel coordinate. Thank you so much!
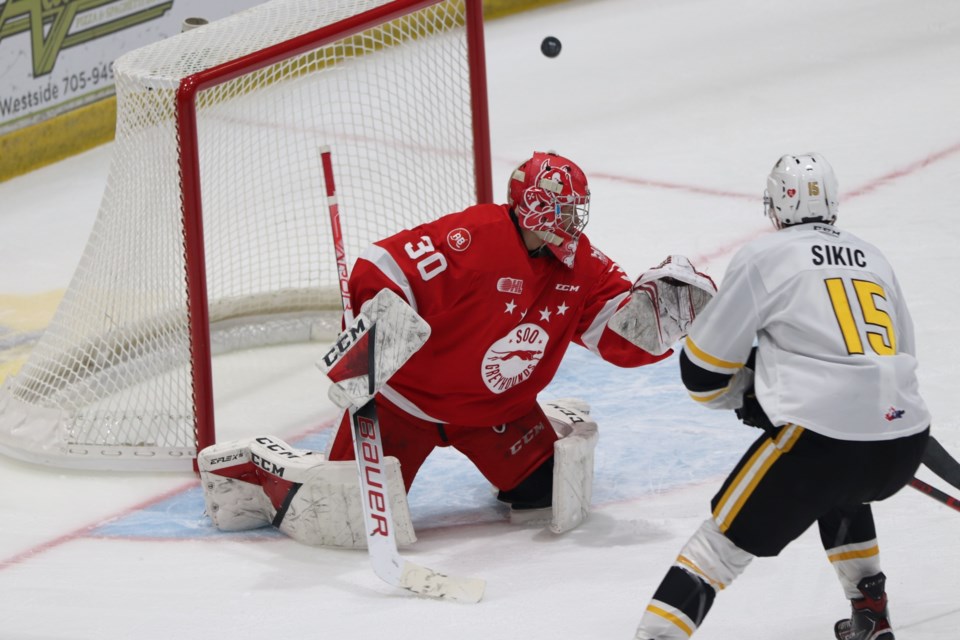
[{"left": 541, "top": 36, "right": 562, "bottom": 58}]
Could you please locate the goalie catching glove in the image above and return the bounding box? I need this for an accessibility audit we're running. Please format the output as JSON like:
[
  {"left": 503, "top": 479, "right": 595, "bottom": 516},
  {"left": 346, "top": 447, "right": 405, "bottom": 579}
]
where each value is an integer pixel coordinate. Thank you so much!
[{"left": 608, "top": 255, "right": 716, "bottom": 355}]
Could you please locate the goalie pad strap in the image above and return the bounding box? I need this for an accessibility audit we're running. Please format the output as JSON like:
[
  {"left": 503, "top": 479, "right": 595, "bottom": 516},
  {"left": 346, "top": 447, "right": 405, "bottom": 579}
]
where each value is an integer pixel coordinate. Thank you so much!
[{"left": 271, "top": 482, "right": 302, "bottom": 528}]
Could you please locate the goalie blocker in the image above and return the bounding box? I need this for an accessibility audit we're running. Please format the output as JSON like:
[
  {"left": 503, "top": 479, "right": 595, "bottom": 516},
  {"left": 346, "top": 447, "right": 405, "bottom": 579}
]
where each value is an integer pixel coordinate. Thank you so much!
[{"left": 198, "top": 398, "right": 599, "bottom": 545}]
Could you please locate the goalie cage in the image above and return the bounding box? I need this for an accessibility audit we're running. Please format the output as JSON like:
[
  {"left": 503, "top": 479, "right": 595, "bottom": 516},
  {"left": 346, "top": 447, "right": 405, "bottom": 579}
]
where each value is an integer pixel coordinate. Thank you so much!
[{"left": 0, "top": 0, "right": 491, "bottom": 471}]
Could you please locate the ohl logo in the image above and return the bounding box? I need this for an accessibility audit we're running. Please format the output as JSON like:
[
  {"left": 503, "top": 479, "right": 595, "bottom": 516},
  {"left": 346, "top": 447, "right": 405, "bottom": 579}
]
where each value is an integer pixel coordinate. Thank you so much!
[{"left": 481, "top": 323, "right": 548, "bottom": 394}]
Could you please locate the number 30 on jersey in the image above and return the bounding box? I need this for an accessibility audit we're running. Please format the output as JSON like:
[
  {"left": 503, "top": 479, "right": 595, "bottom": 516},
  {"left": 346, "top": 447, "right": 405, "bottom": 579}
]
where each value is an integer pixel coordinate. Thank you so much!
[{"left": 404, "top": 236, "right": 448, "bottom": 281}]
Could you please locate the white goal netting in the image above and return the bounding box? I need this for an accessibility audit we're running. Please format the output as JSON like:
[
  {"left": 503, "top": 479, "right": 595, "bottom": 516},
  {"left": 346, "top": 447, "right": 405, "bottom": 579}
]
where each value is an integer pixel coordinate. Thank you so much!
[{"left": 0, "top": 0, "right": 488, "bottom": 470}]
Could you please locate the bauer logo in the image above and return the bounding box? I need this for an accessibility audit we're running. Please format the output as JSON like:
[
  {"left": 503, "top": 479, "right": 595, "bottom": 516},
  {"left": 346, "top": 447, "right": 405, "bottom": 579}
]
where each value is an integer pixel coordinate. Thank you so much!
[
  {"left": 481, "top": 323, "right": 548, "bottom": 394},
  {"left": 356, "top": 414, "right": 390, "bottom": 537},
  {"left": 447, "top": 227, "right": 471, "bottom": 252}
]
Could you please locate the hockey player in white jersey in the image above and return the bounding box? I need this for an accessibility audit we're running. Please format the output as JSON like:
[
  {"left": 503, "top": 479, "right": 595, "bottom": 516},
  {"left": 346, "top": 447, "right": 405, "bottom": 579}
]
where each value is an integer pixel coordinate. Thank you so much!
[{"left": 632, "top": 153, "right": 930, "bottom": 640}]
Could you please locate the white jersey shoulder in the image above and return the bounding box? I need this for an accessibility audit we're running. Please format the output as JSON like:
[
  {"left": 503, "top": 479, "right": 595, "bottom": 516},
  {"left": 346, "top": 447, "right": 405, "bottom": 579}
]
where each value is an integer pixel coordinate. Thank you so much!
[{"left": 690, "top": 223, "right": 929, "bottom": 441}]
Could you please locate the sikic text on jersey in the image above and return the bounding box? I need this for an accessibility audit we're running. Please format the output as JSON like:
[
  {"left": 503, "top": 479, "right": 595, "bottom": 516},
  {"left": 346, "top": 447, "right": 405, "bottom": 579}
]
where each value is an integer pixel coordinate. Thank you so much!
[{"left": 811, "top": 244, "right": 867, "bottom": 268}]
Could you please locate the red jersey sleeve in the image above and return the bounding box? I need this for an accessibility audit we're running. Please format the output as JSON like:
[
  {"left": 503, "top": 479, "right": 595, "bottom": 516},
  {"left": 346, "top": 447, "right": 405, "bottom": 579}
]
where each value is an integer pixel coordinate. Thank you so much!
[{"left": 572, "top": 240, "right": 673, "bottom": 368}]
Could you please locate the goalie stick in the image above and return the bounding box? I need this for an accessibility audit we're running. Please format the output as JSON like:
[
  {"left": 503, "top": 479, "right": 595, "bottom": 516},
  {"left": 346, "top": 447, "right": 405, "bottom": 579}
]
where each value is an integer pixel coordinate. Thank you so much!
[{"left": 319, "top": 146, "right": 485, "bottom": 603}]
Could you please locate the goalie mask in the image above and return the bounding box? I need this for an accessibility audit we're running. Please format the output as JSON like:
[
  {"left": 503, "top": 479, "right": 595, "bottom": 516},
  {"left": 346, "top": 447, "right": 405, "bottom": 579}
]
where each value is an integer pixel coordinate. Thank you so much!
[
  {"left": 508, "top": 151, "right": 590, "bottom": 268},
  {"left": 763, "top": 153, "right": 839, "bottom": 229}
]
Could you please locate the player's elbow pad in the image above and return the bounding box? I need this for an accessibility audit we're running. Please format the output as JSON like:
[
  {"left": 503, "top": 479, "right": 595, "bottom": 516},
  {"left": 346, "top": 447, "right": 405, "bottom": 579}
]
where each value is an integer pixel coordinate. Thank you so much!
[{"left": 679, "top": 348, "right": 732, "bottom": 392}]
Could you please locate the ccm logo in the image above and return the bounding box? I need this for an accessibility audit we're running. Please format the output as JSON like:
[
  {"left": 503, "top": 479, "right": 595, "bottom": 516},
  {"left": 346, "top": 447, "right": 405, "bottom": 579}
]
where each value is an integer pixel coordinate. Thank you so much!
[
  {"left": 251, "top": 452, "right": 285, "bottom": 477},
  {"left": 255, "top": 436, "right": 303, "bottom": 458},
  {"left": 555, "top": 284, "right": 579, "bottom": 292},
  {"left": 509, "top": 421, "right": 545, "bottom": 455},
  {"left": 547, "top": 404, "right": 584, "bottom": 424},
  {"left": 322, "top": 317, "right": 368, "bottom": 367}
]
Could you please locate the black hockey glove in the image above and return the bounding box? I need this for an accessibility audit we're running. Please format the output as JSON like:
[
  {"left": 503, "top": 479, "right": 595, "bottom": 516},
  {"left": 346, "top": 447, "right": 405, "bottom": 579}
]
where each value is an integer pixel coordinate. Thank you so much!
[
  {"left": 735, "top": 388, "right": 775, "bottom": 432},
  {"left": 733, "top": 346, "right": 774, "bottom": 432}
]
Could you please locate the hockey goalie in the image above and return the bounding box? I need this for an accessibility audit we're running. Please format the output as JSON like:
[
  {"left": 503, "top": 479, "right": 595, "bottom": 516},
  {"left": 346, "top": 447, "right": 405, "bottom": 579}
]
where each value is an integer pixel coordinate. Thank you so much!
[{"left": 199, "top": 151, "right": 716, "bottom": 548}]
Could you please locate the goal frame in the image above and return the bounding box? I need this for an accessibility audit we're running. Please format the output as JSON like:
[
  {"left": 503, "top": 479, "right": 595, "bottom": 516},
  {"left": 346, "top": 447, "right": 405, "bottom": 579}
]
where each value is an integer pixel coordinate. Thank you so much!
[
  {"left": 175, "top": 0, "right": 492, "bottom": 461},
  {"left": 0, "top": 0, "right": 493, "bottom": 471}
]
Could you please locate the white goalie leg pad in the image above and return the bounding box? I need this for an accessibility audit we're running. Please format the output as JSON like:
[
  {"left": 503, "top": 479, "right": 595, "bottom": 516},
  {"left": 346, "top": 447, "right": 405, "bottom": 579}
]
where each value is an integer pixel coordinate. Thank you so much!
[
  {"left": 608, "top": 255, "right": 716, "bottom": 355},
  {"left": 281, "top": 456, "right": 416, "bottom": 549},
  {"left": 199, "top": 436, "right": 416, "bottom": 549},
  {"left": 544, "top": 398, "right": 598, "bottom": 534},
  {"left": 675, "top": 517, "right": 754, "bottom": 591},
  {"left": 199, "top": 440, "right": 274, "bottom": 532}
]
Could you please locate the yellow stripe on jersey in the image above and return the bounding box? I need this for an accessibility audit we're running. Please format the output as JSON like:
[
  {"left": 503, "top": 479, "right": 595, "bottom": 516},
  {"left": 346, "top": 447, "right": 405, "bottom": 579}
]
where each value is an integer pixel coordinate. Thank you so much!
[
  {"left": 676, "top": 554, "right": 726, "bottom": 591},
  {"left": 684, "top": 337, "right": 743, "bottom": 370},
  {"left": 828, "top": 545, "right": 879, "bottom": 564},
  {"left": 687, "top": 386, "right": 731, "bottom": 403},
  {"left": 712, "top": 424, "right": 804, "bottom": 532},
  {"left": 647, "top": 604, "right": 694, "bottom": 637}
]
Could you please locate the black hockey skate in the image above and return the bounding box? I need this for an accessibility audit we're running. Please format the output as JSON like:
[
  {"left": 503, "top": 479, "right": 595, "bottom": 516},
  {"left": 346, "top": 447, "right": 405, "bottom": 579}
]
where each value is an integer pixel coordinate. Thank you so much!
[{"left": 834, "top": 573, "right": 894, "bottom": 640}]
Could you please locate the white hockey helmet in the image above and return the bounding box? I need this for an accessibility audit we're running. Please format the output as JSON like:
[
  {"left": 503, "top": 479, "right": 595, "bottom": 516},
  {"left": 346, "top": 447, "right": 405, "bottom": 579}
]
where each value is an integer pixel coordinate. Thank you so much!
[{"left": 763, "top": 153, "right": 839, "bottom": 229}]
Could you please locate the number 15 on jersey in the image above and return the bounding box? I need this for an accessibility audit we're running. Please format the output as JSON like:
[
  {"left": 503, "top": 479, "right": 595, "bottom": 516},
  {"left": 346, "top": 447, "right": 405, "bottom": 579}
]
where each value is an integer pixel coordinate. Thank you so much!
[{"left": 824, "top": 277, "right": 896, "bottom": 356}]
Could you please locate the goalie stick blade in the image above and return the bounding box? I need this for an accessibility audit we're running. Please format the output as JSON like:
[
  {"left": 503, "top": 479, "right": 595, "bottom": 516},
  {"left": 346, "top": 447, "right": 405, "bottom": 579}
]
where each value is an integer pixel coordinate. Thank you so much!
[{"left": 398, "top": 560, "right": 486, "bottom": 603}]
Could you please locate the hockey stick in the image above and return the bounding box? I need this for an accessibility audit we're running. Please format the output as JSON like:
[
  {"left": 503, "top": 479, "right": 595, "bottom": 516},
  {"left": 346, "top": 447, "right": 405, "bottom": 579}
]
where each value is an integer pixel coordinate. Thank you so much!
[
  {"left": 319, "top": 147, "right": 485, "bottom": 603},
  {"left": 904, "top": 434, "right": 960, "bottom": 514},
  {"left": 908, "top": 477, "right": 960, "bottom": 513},
  {"left": 922, "top": 435, "right": 960, "bottom": 492}
]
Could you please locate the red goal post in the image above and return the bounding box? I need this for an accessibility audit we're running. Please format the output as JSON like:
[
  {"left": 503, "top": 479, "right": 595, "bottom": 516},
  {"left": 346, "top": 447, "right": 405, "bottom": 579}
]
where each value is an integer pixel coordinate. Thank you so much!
[{"left": 0, "top": 0, "right": 492, "bottom": 471}]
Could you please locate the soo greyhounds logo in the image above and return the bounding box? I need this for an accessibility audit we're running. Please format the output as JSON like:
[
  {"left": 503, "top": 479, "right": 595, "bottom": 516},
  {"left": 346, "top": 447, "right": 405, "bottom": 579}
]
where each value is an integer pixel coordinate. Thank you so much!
[{"left": 481, "top": 323, "right": 548, "bottom": 393}]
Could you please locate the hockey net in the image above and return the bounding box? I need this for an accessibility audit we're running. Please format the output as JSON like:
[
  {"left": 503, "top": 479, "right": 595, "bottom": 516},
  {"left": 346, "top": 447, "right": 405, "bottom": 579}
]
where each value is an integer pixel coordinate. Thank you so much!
[{"left": 0, "top": 0, "right": 491, "bottom": 470}]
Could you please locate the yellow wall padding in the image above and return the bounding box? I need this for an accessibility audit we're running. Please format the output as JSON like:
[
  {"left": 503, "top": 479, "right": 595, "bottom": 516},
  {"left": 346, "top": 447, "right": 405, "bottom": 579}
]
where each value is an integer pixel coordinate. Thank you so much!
[
  {"left": 0, "top": 0, "right": 572, "bottom": 183},
  {"left": 0, "top": 97, "right": 116, "bottom": 182},
  {"left": 483, "top": 0, "right": 572, "bottom": 20}
]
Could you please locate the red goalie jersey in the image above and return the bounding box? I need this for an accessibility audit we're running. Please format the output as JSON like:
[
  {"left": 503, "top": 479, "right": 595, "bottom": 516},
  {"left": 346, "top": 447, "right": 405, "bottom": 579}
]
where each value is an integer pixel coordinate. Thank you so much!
[{"left": 344, "top": 203, "right": 669, "bottom": 426}]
